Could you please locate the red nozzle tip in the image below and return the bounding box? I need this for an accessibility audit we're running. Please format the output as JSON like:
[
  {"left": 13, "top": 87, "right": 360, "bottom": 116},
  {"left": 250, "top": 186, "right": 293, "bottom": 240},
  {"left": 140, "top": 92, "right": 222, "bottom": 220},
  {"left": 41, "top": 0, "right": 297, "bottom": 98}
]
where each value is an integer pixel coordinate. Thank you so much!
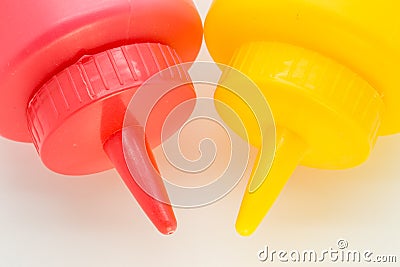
[{"left": 103, "top": 128, "right": 177, "bottom": 235}]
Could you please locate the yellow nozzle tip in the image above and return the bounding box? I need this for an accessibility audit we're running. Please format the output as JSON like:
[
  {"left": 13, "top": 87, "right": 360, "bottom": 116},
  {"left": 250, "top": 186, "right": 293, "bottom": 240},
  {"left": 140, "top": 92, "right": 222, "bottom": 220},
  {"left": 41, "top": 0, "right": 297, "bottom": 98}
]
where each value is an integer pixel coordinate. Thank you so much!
[
  {"left": 235, "top": 128, "right": 308, "bottom": 236},
  {"left": 235, "top": 196, "right": 269, "bottom": 236},
  {"left": 235, "top": 219, "right": 257, "bottom": 237},
  {"left": 235, "top": 185, "right": 279, "bottom": 236}
]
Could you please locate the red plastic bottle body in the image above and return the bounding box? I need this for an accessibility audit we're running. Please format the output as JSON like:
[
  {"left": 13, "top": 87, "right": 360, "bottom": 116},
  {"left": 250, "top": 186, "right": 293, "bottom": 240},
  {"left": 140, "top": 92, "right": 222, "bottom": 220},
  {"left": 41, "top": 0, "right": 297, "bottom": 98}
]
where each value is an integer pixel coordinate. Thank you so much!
[{"left": 0, "top": 0, "right": 202, "bottom": 142}]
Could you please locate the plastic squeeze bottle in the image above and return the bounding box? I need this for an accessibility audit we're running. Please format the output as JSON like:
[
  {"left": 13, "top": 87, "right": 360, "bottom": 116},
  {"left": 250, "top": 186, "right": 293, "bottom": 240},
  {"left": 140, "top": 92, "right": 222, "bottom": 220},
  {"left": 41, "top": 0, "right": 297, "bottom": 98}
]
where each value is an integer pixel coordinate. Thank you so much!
[
  {"left": 205, "top": 0, "right": 400, "bottom": 235},
  {"left": 0, "top": 0, "right": 202, "bottom": 235}
]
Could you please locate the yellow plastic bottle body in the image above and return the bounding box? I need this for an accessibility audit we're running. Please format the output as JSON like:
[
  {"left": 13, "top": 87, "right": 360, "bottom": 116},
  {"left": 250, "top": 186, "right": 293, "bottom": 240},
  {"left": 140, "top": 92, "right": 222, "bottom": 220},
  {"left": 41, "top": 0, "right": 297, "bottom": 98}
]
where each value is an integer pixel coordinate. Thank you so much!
[
  {"left": 206, "top": 0, "right": 400, "bottom": 134},
  {"left": 205, "top": 0, "right": 400, "bottom": 235}
]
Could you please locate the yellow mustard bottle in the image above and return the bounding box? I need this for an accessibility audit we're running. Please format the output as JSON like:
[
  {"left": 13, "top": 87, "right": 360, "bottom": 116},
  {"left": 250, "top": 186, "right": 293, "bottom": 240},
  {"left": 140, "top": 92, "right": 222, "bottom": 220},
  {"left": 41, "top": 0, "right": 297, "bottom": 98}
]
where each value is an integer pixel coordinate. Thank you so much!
[{"left": 205, "top": 0, "right": 400, "bottom": 236}]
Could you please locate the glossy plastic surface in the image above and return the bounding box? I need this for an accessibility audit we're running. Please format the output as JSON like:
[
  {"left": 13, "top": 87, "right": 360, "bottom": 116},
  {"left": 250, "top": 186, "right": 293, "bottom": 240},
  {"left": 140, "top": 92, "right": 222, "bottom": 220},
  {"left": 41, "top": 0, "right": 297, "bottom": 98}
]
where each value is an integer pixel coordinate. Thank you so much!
[
  {"left": 104, "top": 128, "right": 177, "bottom": 235},
  {"left": 205, "top": 0, "right": 400, "bottom": 235},
  {"left": 27, "top": 43, "right": 195, "bottom": 175},
  {"left": 0, "top": 0, "right": 203, "bottom": 235},
  {"left": 0, "top": 0, "right": 202, "bottom": 142}
]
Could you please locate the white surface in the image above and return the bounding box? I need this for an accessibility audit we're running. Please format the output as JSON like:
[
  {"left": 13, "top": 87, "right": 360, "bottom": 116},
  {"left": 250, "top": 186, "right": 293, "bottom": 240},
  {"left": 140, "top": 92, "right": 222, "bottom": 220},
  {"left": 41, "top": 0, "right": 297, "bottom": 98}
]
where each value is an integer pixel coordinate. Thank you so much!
[{"left": 1, "top": 1, "right": 400, "bottom": 266}]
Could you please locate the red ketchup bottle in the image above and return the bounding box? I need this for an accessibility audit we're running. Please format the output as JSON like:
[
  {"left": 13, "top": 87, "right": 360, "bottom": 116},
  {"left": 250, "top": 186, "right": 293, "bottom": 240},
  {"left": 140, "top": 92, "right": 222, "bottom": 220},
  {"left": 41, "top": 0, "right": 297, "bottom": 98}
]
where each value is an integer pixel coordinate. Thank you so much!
[{"left": 0, "top": 0, "right": 203, "bottom": 235}]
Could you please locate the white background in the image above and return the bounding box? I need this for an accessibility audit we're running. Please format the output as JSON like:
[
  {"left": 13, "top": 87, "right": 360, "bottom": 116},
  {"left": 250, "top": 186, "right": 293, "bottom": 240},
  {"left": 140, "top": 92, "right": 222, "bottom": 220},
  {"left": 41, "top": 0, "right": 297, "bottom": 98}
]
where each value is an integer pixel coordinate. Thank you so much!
[{"left": 0, "top": 1, "right": 399, "bottom": 266}]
